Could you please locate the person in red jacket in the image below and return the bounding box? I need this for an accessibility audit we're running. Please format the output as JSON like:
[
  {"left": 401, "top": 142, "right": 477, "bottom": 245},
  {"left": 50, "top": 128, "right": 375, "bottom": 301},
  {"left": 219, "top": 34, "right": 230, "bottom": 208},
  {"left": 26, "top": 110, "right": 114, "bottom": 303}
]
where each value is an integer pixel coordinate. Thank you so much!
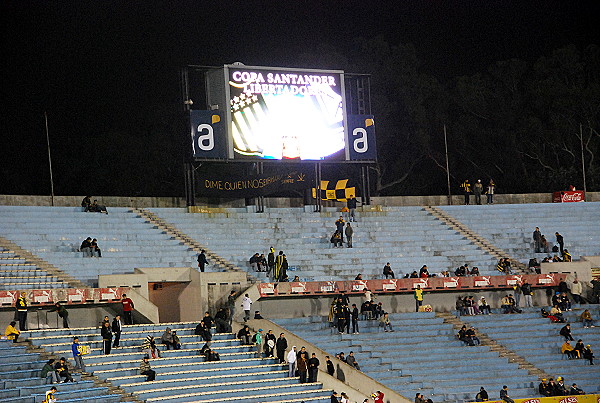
[
  {"left": 121, "top": 294, "right": 134, "bottom": 325},
  {"left": 373, "top": 391, "right": 384, "bottom": 403}
]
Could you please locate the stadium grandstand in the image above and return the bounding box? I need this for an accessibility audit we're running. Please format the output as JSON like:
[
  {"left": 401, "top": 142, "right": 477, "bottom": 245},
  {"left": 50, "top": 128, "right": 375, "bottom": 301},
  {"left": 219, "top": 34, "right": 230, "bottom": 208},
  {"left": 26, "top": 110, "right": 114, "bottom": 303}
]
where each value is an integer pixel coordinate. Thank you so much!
[{"left": 1, "top": 198, "right": 599, "bottom": 403}]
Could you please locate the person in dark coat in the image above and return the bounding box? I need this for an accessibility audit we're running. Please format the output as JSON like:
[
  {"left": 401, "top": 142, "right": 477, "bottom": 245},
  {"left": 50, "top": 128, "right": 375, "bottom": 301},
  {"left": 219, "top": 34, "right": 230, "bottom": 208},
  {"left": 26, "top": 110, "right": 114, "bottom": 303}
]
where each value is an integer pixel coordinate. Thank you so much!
[
  {"left": 555, "top": 232, "right": 564, "bottom": 254},
  {"left": 101, "top": 321, "right": 112, "bottom": 355},
  {"left": 325, "top": 355, "right": 335, "bottom": 376},
  {"left": 307, "top": 353, "right": 320, "bottom": 382},
  {"left": 197, "top": 250, "right": 209, "bottom": 272},
  {"left": 276, "top": 333, "right": 288, "bottom": 363}
]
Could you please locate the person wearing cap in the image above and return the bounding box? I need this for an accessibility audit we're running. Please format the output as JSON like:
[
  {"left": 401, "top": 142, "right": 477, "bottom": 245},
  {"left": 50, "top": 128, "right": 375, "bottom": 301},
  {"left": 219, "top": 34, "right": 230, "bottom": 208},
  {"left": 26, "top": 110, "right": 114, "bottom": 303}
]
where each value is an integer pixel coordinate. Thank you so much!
[
  {"left": 555, "top": 377, "right": 568, "bottom": 396},
  {"left": 570, "top": 383, "right": 584, "bottom": 395},
  {"left": 582, "top": 344, "right": 594, "bottom": 365},
  {"left": 44, "top": 386, "right": 57, "bottom": 403},
  {"left": 330, "top": 391, "right": 339, "bottom": 403},
  {"left": 499, "top": 385, "right": 514, "bottom": 403},
  {"left": 538, "top": 379, "right": 552, "bottom": 397},
  {"left": 139, "top": 356, "right": 155, "bottom": 381},
  {"left": 287, "top": 346, "right": 297, "bottom": 377},
  {"left": 54, "top": 357, "right": 73, "bottom": 383}
]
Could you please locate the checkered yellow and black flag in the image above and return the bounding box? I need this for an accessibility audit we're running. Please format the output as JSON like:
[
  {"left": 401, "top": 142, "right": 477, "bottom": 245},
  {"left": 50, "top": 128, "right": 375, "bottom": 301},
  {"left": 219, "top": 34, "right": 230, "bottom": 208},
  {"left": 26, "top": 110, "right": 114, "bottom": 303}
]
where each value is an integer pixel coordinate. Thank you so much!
[{"left": 312, "top": 180, "right": 356, "bottom": 202}]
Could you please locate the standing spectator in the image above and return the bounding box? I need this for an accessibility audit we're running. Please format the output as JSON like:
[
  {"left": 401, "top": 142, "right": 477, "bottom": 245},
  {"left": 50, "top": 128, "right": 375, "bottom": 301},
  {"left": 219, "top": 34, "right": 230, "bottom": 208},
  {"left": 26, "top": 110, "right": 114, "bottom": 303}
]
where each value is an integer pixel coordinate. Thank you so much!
[
  {"left": 287, "top": 346, "right": 297, "bottom": 377},
  {"left": 121, "top": 294, "right": 134, "bottom": 325},
  {"left": 500, "top": 386, "right": 514, "bottom": 403},
  {"left": 414, "top": 285, "right": 424, "bottom": 312},
  {"left": 91, "top": 238, "right": 102, "bottom": 257},
  {"left": 264, "top": 330, "right": 276, "bottom": 358},
  {"left": 253, "top": 329, "right": 263, "bottom": 358},
  {"left": 473, "top": 179, "right": 483, "bottom": 205},
  {"left": 48, "top": 303, "right": 69, "bottom": 328},
  {"left": 227, "top": 290, "right": 236, "bottom": 324},
  {"left": 570, "top": 279, "right": 582, "bottom": 304},
  {"left": 54, "top": 357, "right": 73, "bottom": 382},
  {"left": 560, "top": 324, "right": 574, "bottom": 341},
  {"left": 521, "top": 281, "right": 533, "bottom": 308},
  {"left": 274, "top": 251, "right": 285, "bottom": 281},
  {"left": 555, "top": 232, "right": 564, "bottom": 254},
  {"left": 350, "top": 303, "right": 359, "bottom": 334},
  {"left": 308, "top": 353, "right": 320, "bottom": 382},
  {"left": 202, "top": 311, "right": 214, "bottom": 334},
  {"left": 15, "top": 291, "right": 28, "bottom": 331},
  {"left": 112, "top": 315, "right": 122, "bottom": 348},
  {"left": 44, "top": 386, "right": 58, "bottom": 403},
  {"left": 347, "top": 195, "right": 357, "bottom": 222},
  {"left": 197, "top": 250, "right": 209, "bottom": 272},
  {"left": 383, "top": 263, "right": 394, "bottom": 279},
  {"left": 41, "top": 359, "right": 59, "bottom": 384},
  {"left": 237, "top": 325, "right": 251, "bottom": 345},
  {"left": 161, "top": 328, "right": 175, "bottom": 350},
  {"left": 276, "top": 332, "right": 288, "bottom": 363},
  {"left": 460, "top": 179, "right": 471, "bottom": 205},
  {"left": 335, "top": 216, "right": 345, "bottom": 243},
  {"left": 80, "top": 237, "right": 93, "bottom": 257},
  {"left": 533, "top": 227, "right": 542, "bottom": 252},
  {"left": 241, "top": 294, "right": 252, "bottom": 322},
  {"left": 541, "top": 235, "right": 549, "bottom": 253},
  {"left": 345, "top": 223, "right": 353, "bottom": 248},
  {"left": 582, "top": 344, "right": 594, "bottom": 365},
  {"left": 379, "top": 313, "right": 393, "bottom": 332},
  {"left": 513, "top": 283, "right": 522, "bottom": 308},
  {"left": 581, "top": 309, "right": 595, "bottom": 328},
  {"left": 101, "top": 321, "right": 112, "bottom": 355},
  {"left": 140, "top": 356, "right": 156, "bottom": 381},
  {"left": 335, "top": 303, "right": 348, "bottom": 334},
  {"left": 296, "top": 347, "right": 308, "bottom": 383},
  {"left": 267, "top": 247, "right": 276, "bottom": 276},
  {"left": 325, "top": 355, "right": 335, "bottom": 376},
  {"left": 71, "top": 337, "right": 86, "bottom": 371},
  {"left": 4, "top": 321, "right": 20, "bottom": 343},
  {"left": 486, "top": 180, "right": 495, "bottom": 204}
]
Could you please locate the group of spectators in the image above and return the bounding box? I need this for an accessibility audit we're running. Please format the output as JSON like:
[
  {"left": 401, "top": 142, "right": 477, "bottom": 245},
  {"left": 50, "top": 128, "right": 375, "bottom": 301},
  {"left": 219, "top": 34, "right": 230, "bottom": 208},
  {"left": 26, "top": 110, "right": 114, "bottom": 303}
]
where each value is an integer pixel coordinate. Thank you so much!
[
  {"left": 457, "top": 325, "right": 481, "bottom": 346},
  {"left": 538, "top": 377, "right": 586, "bottom": 397},
  {"left": 81, "top": 196, "right": 108, "bottom": 214},
  {"left": 79, "top": 237, "right": 102, "bottom": 257},
  {"left": 246, "top": 247, "right": 290, "bottom": 281},
  {"left": 559, "top": 322, "right": 595, "bottom": 365},
  {"left": 331, "top": 216, "right": 354, "bottom": 248},
  {"left": 456, "top": 296, "right": 491, "bottom": 315},
  {"left": 397, "top": 263, "right": 481, "bottom": 279},
  {"left": 460, "top": 179, "right": 496, "bottom": 205}
]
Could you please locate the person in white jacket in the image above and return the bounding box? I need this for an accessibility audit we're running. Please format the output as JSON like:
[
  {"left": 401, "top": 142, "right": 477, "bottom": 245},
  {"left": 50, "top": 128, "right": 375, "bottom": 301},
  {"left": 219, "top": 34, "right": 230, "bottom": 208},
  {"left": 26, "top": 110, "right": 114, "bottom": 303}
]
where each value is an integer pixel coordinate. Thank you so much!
[
  {"left": 241, "top": 294, "right": 252, "bottom": 322},
  {"left": 571, "top": 280, "right": 583, "bottom": 304},
  {"left": 287, "top": 346, "right": 297, "bottom": 377}
]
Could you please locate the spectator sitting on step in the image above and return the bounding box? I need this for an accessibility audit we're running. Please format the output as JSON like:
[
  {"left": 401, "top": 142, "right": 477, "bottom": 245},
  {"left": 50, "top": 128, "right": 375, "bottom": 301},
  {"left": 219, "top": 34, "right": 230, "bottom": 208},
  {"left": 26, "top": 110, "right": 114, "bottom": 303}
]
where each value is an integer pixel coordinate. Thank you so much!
[
  {"left": 383, "top": 263, "right": 395, "bottom": 279},
  {"left": 54, "top": 357, "right": 74, "bottom": 383},
  {"left": 538, "top": 379, "right": 552, "bottom": 397},
  {"left": 500, "top": 295, "right": 512, "bottom": 314},
  {"left": 555, "top": 377, "right": 568, "bottom": 396},
  {"left": 465, "top": 296, "right": 475, "bottom": 315},
  {"left": 560, "top": 324, "right": 574, "bottom": 341},
  {"left": 562, "top": 249, "right": 572, "bottom": 262},
  {"left": 171, "top": 331, "right": 181, "bottom": 350},
  {"left": 199, "top": 341, "right": 211, "bottom": 356},
  {"left": 582, "top": 344, "right": 594, "bottom": 365},
  {"left": 541, "top": 235, "right": 549, "bottom": 253},
  {"left": 355, "top": 273, "right": 363, "bottom": 280},
  {"left": 41, "top": 359, "right": 60, "bottom": 384},
  {"left": 142, "top": 335, "right": 161, "bottom": 358},
  {"left": 470, "top": 267, "right": 480, "bottom": 276},
  {"left": 254, "top": 310, "right": 264, "bottom": 319},
  {"left": 409, "top": 270, "right": 419, "bottom": 278},
  {"left": 161, "top": 327, "right": 175, "bottom": 350},
  {"left": 581, "top": 309, "right": 595, "bottom": 328},
  {"left": 91, "top": 238, "right": 102, "bottom": 257},
  {"left": 475, "top": 386, "right": 489, "bottom": 402},
  {"left": 345, "top": 351, "right": 360, "bottom": 370},
  {"left": 466, "top": 326, "right": 480, "bottom": 345},
  {"left": 574, "top": 339, "right": 584, "bottom": 358},
  {"left": 206, "top": 348, "right": 220, "bottom": 361},
  {"left": 373, "top": 302, "right": 384, "bottom": 320},
  {"left": 552, "top": 255, "right": 562, "bottom": 262},
  {"left": 458, "top": 325, "right": 473, "bottom": 345},
  {"left": 89, "top": 199, "right": 108, "bottom": 214},
  {"left": 291, "top": 275, "right": 300, "bottom": 282},
  {"left": 140, "top": 356, "right": 156, "bottom": 381},
  {"left": 195, "top": 320, "right": 211, "bottom": 341},
  {"left": 500, "top": 385, "right": 514, "bottom": 403},
  {"left": 478, "top": 297, "right": 491, "bottom": 315},
  {"left": 4, "top": 321, "right": 20, "bottom": 343},
  {"left": 455, "top": 265, "right": 467, "bottom": 277},
  {"left": 570, "top": 383, "right": 585, "bottom": 395},
  {"left": 330, "top": 230, "right": 343, "bottom": 248},
  {"left": 549, "top": 305, "right": 565, "bottom": 322},
  {"left": 379, "top": 313, "right": 393, "bottom": 332},
  {"left": 559, "top": 292, "right": 571, "bottom": 311},
  {"left": 237, "top": 325, "right": 251, "bottom": 345},
  {"left": 528, "top": 258, "right": 541, "bottom": 273},
  {"left": 469, "top": 297, "right": 481, "bottom": 314},
  {"left": 81, "top": 195, "right": 92, "bottom": 211},
  {"left": 419, "top": 265, "right": 430, "bottom": 278},
  {"left": 360, "top": 300, "right": 372, "bottom": 320},
  {"left": 508, "top": 294, "right": 521, "bottom": 313},
  {"left": 79, "top": 237, "right": 93, "bottom": 257}
]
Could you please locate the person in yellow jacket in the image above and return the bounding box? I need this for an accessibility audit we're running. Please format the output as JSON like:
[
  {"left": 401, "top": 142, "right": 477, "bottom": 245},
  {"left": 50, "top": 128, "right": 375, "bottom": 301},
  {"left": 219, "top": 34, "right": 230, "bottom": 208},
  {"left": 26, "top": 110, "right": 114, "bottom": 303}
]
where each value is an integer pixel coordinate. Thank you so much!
[
  {"left": 43, "top": 386, "right": 57, "bottom": 403},
  {"left": 414, "top": 285, "right": 424, "bottom": 312},
  {"left": 460, "top": 179, "right": 471, "bottom": 205},
  {"left": 16, "top": 292, "right": 28, "bottom": 330},
  {"left": 561, "top": 340, "right": 577, "bottom": 359},
  {"left": 5, "top": 321, "right": 20, "bottom": 343}
]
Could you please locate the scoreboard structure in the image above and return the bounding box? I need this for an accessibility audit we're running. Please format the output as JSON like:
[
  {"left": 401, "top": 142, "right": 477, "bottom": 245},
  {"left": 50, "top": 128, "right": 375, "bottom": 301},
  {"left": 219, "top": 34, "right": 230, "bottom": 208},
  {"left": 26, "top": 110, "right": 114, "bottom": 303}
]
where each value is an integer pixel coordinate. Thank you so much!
[{"left": 180, "top": 64, "right": 376, "bottom": 206}]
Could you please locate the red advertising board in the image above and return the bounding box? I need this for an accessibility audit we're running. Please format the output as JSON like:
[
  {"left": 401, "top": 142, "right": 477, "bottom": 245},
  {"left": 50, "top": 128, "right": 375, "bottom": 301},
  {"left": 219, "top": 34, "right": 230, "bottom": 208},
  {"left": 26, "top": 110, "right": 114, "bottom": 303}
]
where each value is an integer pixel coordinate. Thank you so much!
[
  {"left": 0, "top": 287, "right": 128, "bottom": 307},
  {"left": 553, "top": 191, "right": 585, "bottom": 203},
  {"left": 257, "top": 273, "right": 565, "bottom": 298}
]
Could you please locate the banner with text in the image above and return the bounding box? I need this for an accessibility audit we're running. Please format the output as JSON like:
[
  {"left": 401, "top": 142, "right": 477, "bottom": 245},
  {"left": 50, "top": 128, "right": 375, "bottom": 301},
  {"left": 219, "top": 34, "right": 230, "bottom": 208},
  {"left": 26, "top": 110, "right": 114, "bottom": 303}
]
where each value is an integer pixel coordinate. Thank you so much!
[{"left": 197, "top": 169, "right": 314, "bottom": 198}]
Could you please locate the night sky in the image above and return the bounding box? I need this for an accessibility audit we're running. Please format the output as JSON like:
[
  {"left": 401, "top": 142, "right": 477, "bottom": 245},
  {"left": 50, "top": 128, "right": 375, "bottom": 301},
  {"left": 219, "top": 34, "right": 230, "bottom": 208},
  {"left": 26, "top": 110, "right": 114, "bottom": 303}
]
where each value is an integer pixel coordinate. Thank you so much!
[{"left": 1, "top": 1, "right": 598, "bottom": 196}]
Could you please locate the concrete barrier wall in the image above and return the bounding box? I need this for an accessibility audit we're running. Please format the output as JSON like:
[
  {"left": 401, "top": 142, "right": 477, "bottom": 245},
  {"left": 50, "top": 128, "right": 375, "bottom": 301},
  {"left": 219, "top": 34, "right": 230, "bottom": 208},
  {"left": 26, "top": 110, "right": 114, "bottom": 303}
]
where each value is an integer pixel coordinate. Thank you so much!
[{"left": 1, "top": 192, "right": 598, "bottom": 208}]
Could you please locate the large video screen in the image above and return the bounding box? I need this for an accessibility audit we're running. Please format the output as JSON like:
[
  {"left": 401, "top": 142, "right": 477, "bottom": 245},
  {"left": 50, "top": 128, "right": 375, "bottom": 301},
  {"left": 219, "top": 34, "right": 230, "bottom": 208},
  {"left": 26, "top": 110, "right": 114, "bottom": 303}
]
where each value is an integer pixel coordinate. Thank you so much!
[{"left": 227, "top": 66, "right": 346, "bottom": 160}]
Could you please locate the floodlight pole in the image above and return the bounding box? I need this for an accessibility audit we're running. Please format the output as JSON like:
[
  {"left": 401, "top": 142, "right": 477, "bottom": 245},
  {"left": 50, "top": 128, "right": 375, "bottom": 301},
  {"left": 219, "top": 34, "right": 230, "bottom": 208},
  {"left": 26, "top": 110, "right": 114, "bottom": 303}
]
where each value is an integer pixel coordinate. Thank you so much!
[
  {"left": 44, "top": 112, "right": 55, "bottom": 206},
  {"left": 444, "top": 124, "right": 452, "bottom": 205},
  {"left": 580, "top": 123, "right": 587, "bottom": 201}
]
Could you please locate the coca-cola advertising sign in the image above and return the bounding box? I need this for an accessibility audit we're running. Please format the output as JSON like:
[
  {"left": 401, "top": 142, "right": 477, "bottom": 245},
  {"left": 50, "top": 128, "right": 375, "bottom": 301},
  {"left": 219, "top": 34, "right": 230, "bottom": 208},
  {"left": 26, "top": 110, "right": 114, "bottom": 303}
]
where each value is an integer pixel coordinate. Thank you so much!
[{"left": 553, "top": 191, "right": 585, "bottom": 203}]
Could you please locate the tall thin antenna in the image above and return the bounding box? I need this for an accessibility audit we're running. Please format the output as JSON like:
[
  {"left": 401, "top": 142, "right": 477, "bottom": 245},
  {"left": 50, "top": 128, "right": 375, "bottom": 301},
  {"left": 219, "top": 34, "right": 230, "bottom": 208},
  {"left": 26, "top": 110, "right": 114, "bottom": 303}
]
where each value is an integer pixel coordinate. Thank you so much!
[
  {"left": 45, "top": 112, "right": 55, "bottom": 206},
  {"left": 580, "top": 123, "right": 587, "bottom": 201},
  {"left": 444, "top": 124, "right": 452, "bottom": 205}
]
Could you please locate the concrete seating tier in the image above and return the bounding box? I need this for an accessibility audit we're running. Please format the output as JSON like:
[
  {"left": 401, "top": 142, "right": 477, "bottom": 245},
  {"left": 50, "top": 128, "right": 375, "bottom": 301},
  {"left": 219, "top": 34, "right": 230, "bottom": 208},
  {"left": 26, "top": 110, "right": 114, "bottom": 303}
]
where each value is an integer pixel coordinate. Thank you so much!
[
  {"left": 0, "top": 206, "right": 196, "bottom": 287},
  {"left": 0, "top": 249, "right": 68, "bottom": 289},
  {"left": 149, "top": 206, "right": 499, "bottom": 282},
  {"left": 459, "top": 306, "right": 600, "bottom": 394},
  {"left": 275, "top": 311, "right": 540, "bottom": 403},
  {"left": 22, "top": 322, "right": 332, "bottom": 402},
  {"left": 440, "top": 202, "right": 600, "bottom": 261},
  {"left": 0, "top": 339, "right": 119, "bottom": 403}
]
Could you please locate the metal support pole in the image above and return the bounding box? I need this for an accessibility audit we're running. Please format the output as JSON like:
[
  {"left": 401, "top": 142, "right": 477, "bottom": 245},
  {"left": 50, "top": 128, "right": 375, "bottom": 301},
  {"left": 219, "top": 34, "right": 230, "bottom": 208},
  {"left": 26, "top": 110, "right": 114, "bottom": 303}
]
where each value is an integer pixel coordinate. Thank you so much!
[
  {"left": 365, "top": 164, "right": 371, "bottom": 205},
  {"left": 44, "top": 112, "right": 55, "bottom": 206},
  {"left": 580, "top": 124, "right": 587, "bottom": 201},
  {"left": 444, "top": 125, "right": 452, "bottom": 205}
]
